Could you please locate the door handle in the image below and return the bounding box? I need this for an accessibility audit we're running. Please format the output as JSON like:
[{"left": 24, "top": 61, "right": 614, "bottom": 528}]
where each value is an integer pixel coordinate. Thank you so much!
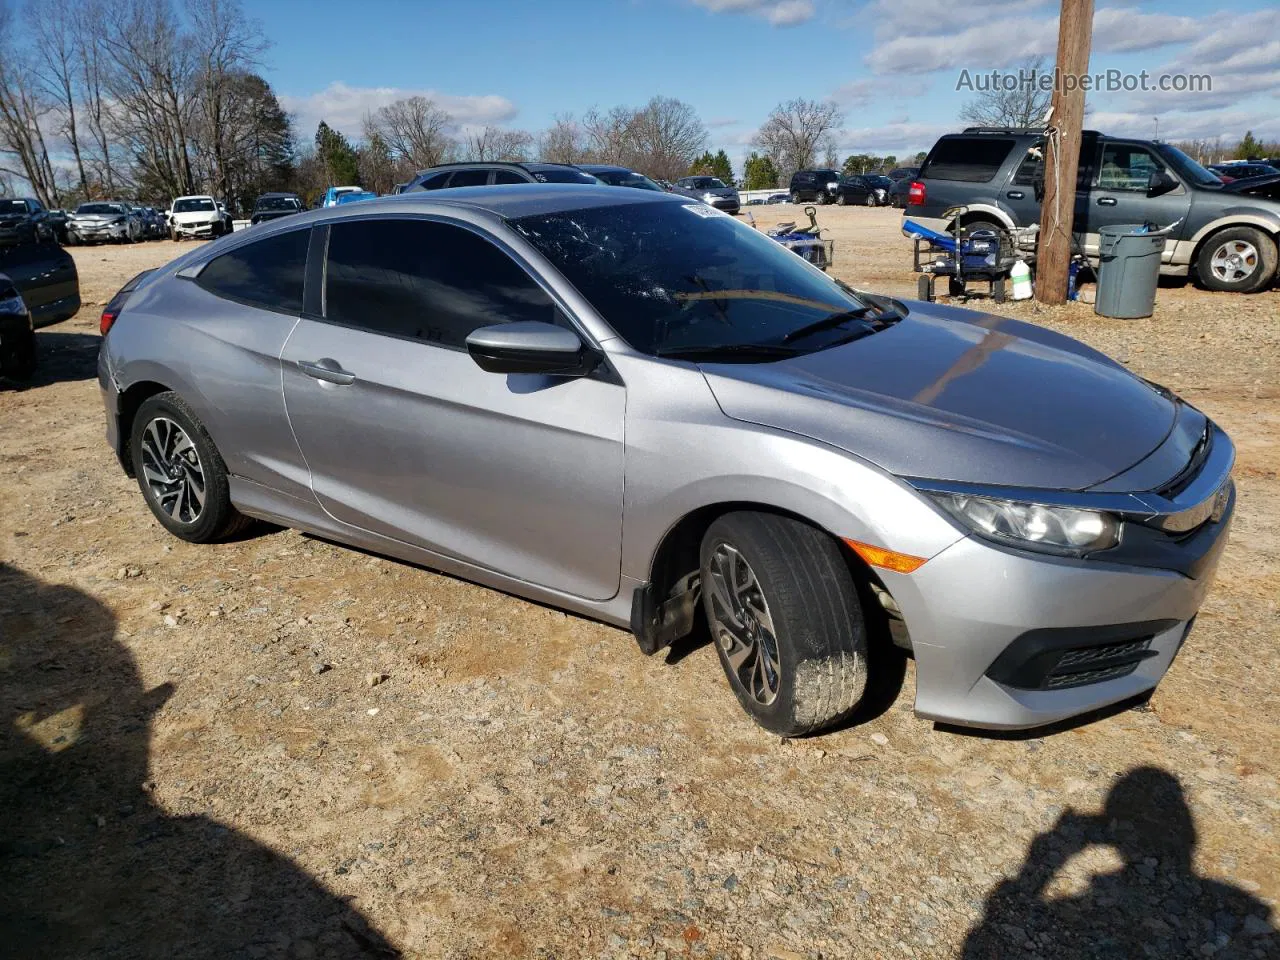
[
  {"left": 1006, "top": 191, "right": 1025, "bottom": 199},
  {"left": 297, "top": 358, "right": 355, "bottom": 385},
  {"left": 1096, "top": 196, "right": 1118, "bottom": 206}
]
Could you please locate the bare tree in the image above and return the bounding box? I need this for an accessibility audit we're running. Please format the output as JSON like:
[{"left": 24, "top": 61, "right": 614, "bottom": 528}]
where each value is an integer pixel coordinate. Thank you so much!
[
  {"left": 538, "top": 113, "right": 585, "bottom": 164},
  {"left": 27, "top": 0, "right": 91, "bottom": 197},
  {"left": 99, "top": 0, "right": 200, "bottom": 198},
  {"left": 463, "top": 125, "right": 533, "bottom": 162},
  {"left": 187, "top": 0, "right": 268, "bottom": 206},
  {"left": 581, "top": 105, "right": 634, "bottom": 164},
  {"left": 751, "top": 98, "right": 844, "bottom": 180},
  {"left": 0, "top": 1, "right": 61, "bottom": 204},
  {"left": 73, "top": 0, "right": 120, "bottom": 195},
  {"left": 958, "top": 56, "right": 1051, "bottom": 130},
  {"left": 627, "top": 96, "right": 707, "bottom": 180},
  {"left": 370, "top": 96, "right": 454, "bottom": 170}
]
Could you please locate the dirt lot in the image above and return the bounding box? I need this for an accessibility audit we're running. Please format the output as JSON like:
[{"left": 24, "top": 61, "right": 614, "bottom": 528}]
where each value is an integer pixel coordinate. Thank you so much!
[{"left": 2, "top": 210, "right": 1278, "bottom": 960}]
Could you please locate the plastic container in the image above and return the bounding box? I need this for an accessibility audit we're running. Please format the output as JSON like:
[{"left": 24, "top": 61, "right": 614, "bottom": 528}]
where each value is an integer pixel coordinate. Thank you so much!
[
  {"left": 1010, "top": 260, "right": 1033, "bottom": 300},
  {"left": 1095, "top": 224, "right": 1163, "bottom": 318}
]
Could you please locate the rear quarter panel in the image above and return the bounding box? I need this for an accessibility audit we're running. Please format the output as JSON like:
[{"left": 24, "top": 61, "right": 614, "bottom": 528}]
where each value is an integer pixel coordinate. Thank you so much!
[{"left": 107, "top": 277, "right": 312, "bottom": 501}]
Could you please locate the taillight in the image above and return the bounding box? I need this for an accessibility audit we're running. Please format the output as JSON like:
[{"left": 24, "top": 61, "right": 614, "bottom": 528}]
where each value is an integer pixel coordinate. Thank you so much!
[
  {"left": 99, "top": 268, "right": 155, "bottom": 338},
  {"left": 907, "top": 181, "right": 926, "bottom": 205},
  {"left": 100, "top": 309, "right": 118, "bottom": 336}
]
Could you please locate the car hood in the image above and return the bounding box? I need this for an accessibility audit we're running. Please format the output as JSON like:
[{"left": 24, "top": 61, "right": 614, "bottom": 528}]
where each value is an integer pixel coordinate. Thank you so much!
[
  {"left": 70, "top": 213, "right": 122, "bottom": 223},
  {"left": 699, "top": 303, "right": 1179, "bottom": 491}
]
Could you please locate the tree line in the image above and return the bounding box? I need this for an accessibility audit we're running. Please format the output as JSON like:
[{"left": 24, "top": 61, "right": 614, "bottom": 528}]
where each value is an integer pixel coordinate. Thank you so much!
[{"left": 1, "top": 0, "right": 936, "bottom": 213}]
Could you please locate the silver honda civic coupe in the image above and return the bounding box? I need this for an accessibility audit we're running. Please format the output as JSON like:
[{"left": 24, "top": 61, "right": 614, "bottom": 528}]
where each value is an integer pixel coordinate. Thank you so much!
[{"left": 98, "top": 185, "right": 1234, "bottom": 736}]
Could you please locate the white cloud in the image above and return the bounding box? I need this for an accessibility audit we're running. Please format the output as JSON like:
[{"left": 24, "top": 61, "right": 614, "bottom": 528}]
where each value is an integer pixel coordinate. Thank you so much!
[
  {"left": 1084, "top": 109, "right": 1280, "bottom": 143},
  {"left": 832, "top": 76, "right": 930, "bottom": 106},
  {"left": 279, "top": 82, "right": 518, "bottom": 140},
  {"left": 690, "top": 0, "right": 815, "bottom": 27},
  {"left": 706, "top": 116, "right": 741, "bottom": 128},
  {"left": 836, "top": 121, "right": 958, "bottom": 154},
  {"left": 863, "top": 4, "right": 1216, "bottom": 75}
]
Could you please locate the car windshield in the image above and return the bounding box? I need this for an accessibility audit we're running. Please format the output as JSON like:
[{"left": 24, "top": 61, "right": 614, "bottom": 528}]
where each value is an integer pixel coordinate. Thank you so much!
[
  {"left": 531, "top": 168, "right": 599, "bottom": 184},
  {"left": 593, "top": 170, "right": 664, "bottom": 191},
  {"left": 256, "top": 196, "right": 300, "bottom": 211},
  {"left": 173, "top": 198, "right": 216, "bottom": 213},
  {"left": 76, "top": 203, "right": 124, "bottom": 215},
  {"left": 684, "top": 178, "right": 727, "bottom": 190},
  {"left": 510, "top": 201, "right": 883, "bottom": 360},
  {"left": 1155, "top": 144, "right": 1223, "bottom": 187},
  {"left": 0, "top": 199, "right": 27, "bottom": 214},
  {"left": 870, "top": 176, "right": 893, "bottom": 187}
]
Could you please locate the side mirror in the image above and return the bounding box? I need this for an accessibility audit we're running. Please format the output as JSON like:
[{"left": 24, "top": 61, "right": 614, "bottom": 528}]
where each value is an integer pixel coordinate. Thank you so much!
[
  {"left": 466, "top": 321, "right": 597, "bottom": 377},
  {"left": 1148, "top": 170, "right": 1178, "bottom": 196}
]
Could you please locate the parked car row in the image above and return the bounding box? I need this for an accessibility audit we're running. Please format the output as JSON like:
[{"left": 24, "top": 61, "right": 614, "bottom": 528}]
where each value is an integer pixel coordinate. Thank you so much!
[{"left": 905, "top": 126, "right": 1280, "bottom": 293}]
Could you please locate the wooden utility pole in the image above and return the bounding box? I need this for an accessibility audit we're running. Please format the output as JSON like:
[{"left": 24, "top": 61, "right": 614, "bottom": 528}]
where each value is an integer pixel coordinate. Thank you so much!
[{"left": 1037, "top": 0, "right": 1094, "bottom": 305}]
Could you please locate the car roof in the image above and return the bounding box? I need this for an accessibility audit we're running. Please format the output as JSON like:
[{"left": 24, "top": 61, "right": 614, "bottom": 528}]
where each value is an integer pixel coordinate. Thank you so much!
[
  {"left": 293, "top": 184, "right": 688, "bottom": 223},
  {"left": 258, "top": 191, "right": 300, "bottom": 199},
  {"left": 578, "top": 164, "right": 640, "bottom": 174},
  {"left": 414, "top": 160, "right": 582, "bottom": 175}
]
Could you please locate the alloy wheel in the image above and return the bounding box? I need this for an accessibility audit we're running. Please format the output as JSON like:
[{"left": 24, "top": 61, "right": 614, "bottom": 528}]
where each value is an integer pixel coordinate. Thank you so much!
[
  {"left": 139, "top": 417, "right": 206, "bottom": 524},
  {"left": 1209, "top": 240, "right": 1259, "bottom": 284},
  {"left": 705, "top": 543, "right": 781, "bottom": 705}
]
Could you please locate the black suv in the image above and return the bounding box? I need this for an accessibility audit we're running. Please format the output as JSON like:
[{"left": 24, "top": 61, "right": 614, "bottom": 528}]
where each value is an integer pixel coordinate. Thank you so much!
[
  {"left": 788, "top": 169, "right": 842, "bottom": 204},
  {"left": 405, "top": 161, "right": 599, "bottom": 192},
  {"left": 907, "top": 127, "right": 1280, "bottom": 293},
  {"left": 0, "top": 197, "right": 55, "bottom": 246}
]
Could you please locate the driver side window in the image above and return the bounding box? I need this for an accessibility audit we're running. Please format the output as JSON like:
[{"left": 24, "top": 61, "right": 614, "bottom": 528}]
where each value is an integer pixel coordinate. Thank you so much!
[{"left": 1096, "top": 144, "right": 1167, "bottom": 192}]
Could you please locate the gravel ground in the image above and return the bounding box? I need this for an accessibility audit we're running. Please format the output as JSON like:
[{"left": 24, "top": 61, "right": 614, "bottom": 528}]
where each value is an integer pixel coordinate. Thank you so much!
[{"left": 2, "top": 213, "right": 1278, "bottom": 959}]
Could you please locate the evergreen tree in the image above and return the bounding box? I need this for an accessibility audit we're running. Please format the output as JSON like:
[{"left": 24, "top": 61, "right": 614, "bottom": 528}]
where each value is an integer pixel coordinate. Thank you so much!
[
  {"left": 315, "top": 121, "right": 361, "bottom": 186},
  {"left": 710, "top": 149, "right": 733, "bottom": 185},
  {"left": 688, "top": 150, "right": 716, "bottom": 176},
  {"left": 742, "top": 153, "right": 779, "bottom": 190},
  {"left": 1236, "top": 130, "right": 1263, "bottom": 159}
]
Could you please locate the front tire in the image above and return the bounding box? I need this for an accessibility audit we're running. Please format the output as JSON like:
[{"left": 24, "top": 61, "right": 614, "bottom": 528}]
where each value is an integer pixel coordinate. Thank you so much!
[
  {"left": 130, "top": 392, "right": 250, "bottom": 543},
  {"left": 865, "top": 193, "right": 876, "bottom": 207},
  {"left": 1195, "top": 227, "right": 1277, "bottom": 293},
  {"left": 699, "top": 512, "right": 868, "bottom": 736}
]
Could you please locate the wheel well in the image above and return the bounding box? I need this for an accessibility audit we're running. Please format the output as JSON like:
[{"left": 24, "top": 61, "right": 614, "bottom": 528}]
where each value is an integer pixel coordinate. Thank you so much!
[
  {"left": 640, "top": 502, "right": 902, "bottom": 654},
  {"left": 116, "top": 381, "right": 170, "bottom": 476},
  {"left": 1188, "top": 223, "right": 1280, "bottom": 275}
]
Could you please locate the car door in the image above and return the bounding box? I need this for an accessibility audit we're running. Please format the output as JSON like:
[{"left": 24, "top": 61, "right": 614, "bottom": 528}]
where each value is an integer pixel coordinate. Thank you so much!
[
  {"left": 279, "top": 215, "right": 626, "bottom": 601},
  {"left": 1085, "top": 141, "right": 1191, "bottom": 262},
  {"left": 0, "top": 242, "right": 77, "bottom": 323}
]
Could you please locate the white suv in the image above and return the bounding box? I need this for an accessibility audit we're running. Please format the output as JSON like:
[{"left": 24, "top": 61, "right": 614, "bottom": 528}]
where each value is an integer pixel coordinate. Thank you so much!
[{"left": 167, "top": 196, "right": 225, "bottom": 241}]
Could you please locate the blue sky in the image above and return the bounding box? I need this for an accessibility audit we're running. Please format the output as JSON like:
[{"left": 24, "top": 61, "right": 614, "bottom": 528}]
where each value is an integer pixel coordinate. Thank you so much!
[{"left": 257, "top": 0, "right": 1280, "bottom": 169}]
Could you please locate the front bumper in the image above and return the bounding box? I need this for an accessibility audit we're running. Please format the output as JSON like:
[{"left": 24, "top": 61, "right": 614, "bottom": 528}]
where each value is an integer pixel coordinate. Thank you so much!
[
  {"left": 173, "top": 220, "right": 217, "bottom": 237},
  {"left": 70, "top": 222, "right": 129, "bottom": 242},
  {"left": 882, "top": 431, "right": 1235, "bottom": 729}
]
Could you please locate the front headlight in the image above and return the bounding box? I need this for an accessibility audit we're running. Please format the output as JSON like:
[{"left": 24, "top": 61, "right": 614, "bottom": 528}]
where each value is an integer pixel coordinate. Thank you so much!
[
  {"left": 930, "top": 492, "right": 1119, "bottom": 556},
  {"left": 702, "top": 192, "right": 718, "bottom": 202},
  {"left": 827, "top": 181, "right": 839, "bottom": 189}
]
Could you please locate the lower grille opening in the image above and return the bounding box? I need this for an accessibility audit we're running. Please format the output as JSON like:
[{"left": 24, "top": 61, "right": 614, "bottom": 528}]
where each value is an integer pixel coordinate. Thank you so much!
[{"left": 986, "top": 621, "right": 1175, "bottom": 691}]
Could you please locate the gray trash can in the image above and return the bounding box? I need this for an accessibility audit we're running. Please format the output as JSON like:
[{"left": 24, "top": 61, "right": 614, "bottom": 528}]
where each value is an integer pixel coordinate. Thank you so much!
[{"left": 1095, "top": 224, "right": 1163, "bottom": 318}]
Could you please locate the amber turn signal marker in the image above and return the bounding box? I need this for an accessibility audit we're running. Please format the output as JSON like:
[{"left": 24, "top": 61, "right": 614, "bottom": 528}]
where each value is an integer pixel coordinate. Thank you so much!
[{"left": 844, "top": 539, "right": 928, "bottom": 574}]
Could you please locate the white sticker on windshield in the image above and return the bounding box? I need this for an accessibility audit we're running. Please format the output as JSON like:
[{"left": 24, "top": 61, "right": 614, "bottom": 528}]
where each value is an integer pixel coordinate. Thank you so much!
[{"left": 682, "top": 203, "right": 727, "bottom": 218}]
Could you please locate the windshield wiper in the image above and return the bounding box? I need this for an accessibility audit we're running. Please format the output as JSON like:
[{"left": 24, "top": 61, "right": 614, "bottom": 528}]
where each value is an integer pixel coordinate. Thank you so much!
[
  {"left": 655, "top": 343, "right": 800, "bottom": 362},
  {"left": 781, "top": 306, "right": 875, "bottom": 343}
]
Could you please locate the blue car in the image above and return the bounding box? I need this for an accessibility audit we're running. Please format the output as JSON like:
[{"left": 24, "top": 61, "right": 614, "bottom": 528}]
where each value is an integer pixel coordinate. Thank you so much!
[
  {"left": 334, "top": 191, "right": 379, "bottom": 206},
  {"left": 321, "top": 186, "right": 364, "bottom": 207}
]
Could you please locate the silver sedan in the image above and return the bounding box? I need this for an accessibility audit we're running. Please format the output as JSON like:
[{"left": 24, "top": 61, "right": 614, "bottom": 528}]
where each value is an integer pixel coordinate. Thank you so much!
[{"left": 98, "top": 186, "right": 1234, "bottom": 735}]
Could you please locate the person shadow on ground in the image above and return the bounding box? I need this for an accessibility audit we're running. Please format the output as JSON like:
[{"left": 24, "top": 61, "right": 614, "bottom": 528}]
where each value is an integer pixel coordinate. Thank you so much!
[
  {"left": 0, "top": 564, "right": 400, "bottom": 959},
  {"left": 961, "top": 766, "right": 1277, "bottom": 959}
]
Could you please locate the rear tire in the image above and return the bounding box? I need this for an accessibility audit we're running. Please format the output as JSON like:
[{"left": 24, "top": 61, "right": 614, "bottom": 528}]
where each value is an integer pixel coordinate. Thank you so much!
[
  {"left": 790, "top": 192, "right": 802, "bottom": 205},
  {"left": 1195, "top": 226, "right": 1277, "bottom": 293},
  {"left": 865, "top": 193, "right": 876, "bottom": 207},
  {"left": 1, "top": 325, "right": 37, "bottom": 380},
  {"left": 836, "top": 193, "right": 847, "bottom": 206},
  {"left": 699, "top": 512, "right": 868, "bottom": 736},
  {"left": 130, "top": 391, "right": 252, "bottom": 543}
]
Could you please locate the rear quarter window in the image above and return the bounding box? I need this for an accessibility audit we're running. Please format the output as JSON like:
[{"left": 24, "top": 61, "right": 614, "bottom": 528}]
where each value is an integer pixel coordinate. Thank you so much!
[
  {"left": 920, "top": 138, "right": 1015, "bottom": 183},
  {"left": 195, "top": 228, "right": 309, "bottom": 314}
]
